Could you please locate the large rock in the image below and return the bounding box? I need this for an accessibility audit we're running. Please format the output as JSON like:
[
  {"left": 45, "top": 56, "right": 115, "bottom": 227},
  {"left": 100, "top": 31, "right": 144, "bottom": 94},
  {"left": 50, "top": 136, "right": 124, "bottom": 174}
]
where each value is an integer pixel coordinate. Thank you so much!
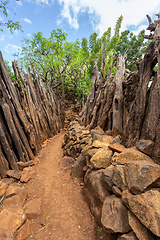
[
  {"left": 113, "top": 165, "right": 127, "bottom": 191},
  {"left": 127, "top": 189, "right": 160, "bottom": 237},
  {"left": 116, "top": 148, "right": 153, "bottom": 165},
  {"left": 102, "top": 165, "right": 114, "bottom": 192},
  {"left": 23, "top": 198, "right": 42, "bottom": 219},
  {"left": 101, "top": 195, "right": 131, "bottom": 233},
  {"left": 136, "top": 139, "right": 154, "bottom": 156},
  {"left": 0, "top": 209, "right": 26, "bottom": 232},
  {"left": 84, "top": 169, "right": 110, "bottom": 203},
  {"left": 3, "top": 188, "right": 27, "bottom": 211},
  {"left": 90, "top": 148, "right": 113, "bottom": 169},
  {"left": 71, "top": 154, "right": 86, "bottom": 180},
  {"left": 128, "top": 210, "right": 158, "bottom": 240},
  {"left": 120, "top": 231, "right": 138, "bottom": 240},
  {"left": 83, "top": 169, "right": 110, "bottom": 223},
  {"left": 124, "top": 160, "right": 160, "bottom": 194}
]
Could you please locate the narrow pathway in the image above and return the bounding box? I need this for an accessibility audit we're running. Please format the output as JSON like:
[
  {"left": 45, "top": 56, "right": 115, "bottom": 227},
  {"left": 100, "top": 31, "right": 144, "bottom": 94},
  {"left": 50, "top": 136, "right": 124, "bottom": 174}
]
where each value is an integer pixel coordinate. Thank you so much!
[{"left": 25, "top": 131, "right": 97, "bottom": 240}]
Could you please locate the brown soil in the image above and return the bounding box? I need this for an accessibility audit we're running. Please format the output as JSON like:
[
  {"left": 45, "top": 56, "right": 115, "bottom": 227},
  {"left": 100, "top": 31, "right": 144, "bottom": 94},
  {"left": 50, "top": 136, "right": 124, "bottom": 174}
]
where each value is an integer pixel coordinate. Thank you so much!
[{"left": 24, "top": 131, "right": 104, "bottom": 240}]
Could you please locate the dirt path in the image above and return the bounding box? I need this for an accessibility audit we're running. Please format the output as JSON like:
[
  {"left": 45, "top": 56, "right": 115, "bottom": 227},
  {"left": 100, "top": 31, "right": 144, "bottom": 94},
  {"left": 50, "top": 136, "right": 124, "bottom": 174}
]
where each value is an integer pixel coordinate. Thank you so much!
[{"left": 25, "top": 131, "right": 99, "bottom": 240}]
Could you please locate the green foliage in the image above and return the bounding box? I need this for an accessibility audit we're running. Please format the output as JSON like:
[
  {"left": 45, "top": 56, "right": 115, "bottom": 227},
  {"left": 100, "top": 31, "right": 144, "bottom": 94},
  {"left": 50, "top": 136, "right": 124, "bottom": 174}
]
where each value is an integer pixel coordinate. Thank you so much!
[
  {"left": 0, "top": 0, "right": 22, "bottom": 33},
  {"left": 114, "top": 29, "right": 150, "bottom": 71},
  {"left": 4, "top": 60, "right": 15, "bottom": 81},
  {"left": 15, "top": 29, "right": 91, "bottom": 98},
  {"left": 13, "top": 15, "right": 150, "bottom": 101}
]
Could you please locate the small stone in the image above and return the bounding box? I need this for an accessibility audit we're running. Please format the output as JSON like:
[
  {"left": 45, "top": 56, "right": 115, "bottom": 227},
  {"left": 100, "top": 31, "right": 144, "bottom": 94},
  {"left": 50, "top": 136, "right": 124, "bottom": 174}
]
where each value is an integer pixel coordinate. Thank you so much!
[
  {"left": 79, "top": 130, "right": 90, "bottom": 139},
  {"left": 23, "top": 198, "right": 42, "bottom": 219},
  {"left": 83, "top": 148, "right": 99, "bottom": 158},
  {"left": 1, "top": 178, "right": 14, "bottom": 185},
  {"left": 90, "top": 148, "right": 113, "bottom": 169},
  {"left": 0, "top": 209, "right": 26, "bottom": 232},
  {"left": 0, "top": 230, "right": 13, "bottom": 240},
  {"left": 92, "top": 134, "right": 113, "bottom": 145},
  {"left": 121, "top": 190, "right": 133, "bottom": 208},
  {"left": 80, "top": 137, "right": 92, "bottom": 145},
  {"left": 5, "top": 185, "right": 25, "bottom": 198},
  {"left": 16, "top": 220, "right": 31, "bottom": 240},
  {"left": 17, "top": 160, "right": 35, "bottom": 171},
  {"left": 59, "top": 156, "right": 75, "bottom": 170},
  {"left": 0, "top": 182, "right": 8, "bottom": 197},
  {"left": 109, "top": 144, "right": 126, "bottom": 153},
  {"left": 20, "top": 172, "right": 32, "bottom": 183},
  {"left": 83, "top": 165, "right": 88, "bottom": 171},
  {"left": 111, "top": 152, "right": 120, "bottom": 164},
  {"left": 90, "top": 126, "right": 105, "bottom": 136},
  {"left": 120, "top": 231, "right": 138, "bottom": 240},
  {"left": 113, "top": 135, "right": 122, "bottom": 144},
  {"left": 101, "top": 195, "right": 131, "bottom": 233},
  {"left": 112, "top": 186, "right": 122, "bottom": 197},
  {"left": 92, "top": 140, "right": 110, "bottom": 149},
  {"left": 136, "top": 139, "right": 154, "bottom": 156},
  {"left": 23, "top": 167, "right": 33, "bottom": 172},
  {"left": 6, "top": 170, "right": 21, "bottom": 180}
]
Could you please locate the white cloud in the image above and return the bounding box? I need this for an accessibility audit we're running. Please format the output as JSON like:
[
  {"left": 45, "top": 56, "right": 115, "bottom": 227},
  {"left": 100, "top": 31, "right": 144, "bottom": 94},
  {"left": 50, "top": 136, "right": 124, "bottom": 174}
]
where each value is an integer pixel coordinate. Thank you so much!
[
  {"left": 21, "top": 18, "right": 32, "bottom": 24},
  {"left": 58, "top": 0, "right": 160, "bottom": 35},
  {"left": 26, "top": 0, "right": 49, "bottom": 4},
  {"left": 5, "top": 44, "right": 22, "bottom": 54},
  {"left": 0, "top": 35, "right": 5, "bottom": 41}
]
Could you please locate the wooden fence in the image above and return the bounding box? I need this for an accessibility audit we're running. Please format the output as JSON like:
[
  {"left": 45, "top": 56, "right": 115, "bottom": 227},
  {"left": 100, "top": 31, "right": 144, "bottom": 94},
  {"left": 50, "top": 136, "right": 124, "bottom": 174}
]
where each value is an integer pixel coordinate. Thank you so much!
[{"left": 0, "top": 52, "right": 63, "bottom": 178}]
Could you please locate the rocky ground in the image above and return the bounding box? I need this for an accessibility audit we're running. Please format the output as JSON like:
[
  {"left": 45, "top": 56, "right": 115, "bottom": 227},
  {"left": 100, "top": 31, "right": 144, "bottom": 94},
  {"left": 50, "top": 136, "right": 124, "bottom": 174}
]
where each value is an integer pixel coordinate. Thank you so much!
[{"left": 0, "top": 131, "right": 108, "bottom": 240}]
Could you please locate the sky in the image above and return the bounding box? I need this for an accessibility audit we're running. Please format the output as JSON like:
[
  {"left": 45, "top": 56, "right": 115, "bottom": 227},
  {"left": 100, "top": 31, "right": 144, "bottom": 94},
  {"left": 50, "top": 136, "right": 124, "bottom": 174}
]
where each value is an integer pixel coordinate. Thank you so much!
[{"left": 0, "top": 0, "right": 160, "bottom": 64}]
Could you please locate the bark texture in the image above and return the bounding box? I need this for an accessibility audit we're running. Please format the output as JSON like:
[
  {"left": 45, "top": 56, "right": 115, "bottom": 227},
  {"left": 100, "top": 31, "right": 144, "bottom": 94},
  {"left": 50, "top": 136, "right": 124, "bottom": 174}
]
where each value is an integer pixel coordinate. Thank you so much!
[
  {"left": 0, "top": 53, "right": 63, "bottom": 177},
  {"left": 78, "top": 14, "right": 160, "bottom": 163}
]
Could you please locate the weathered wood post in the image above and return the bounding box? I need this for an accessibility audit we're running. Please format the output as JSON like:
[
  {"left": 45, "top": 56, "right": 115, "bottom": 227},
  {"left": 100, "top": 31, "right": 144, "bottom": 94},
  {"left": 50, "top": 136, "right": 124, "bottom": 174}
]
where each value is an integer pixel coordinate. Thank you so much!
[{"left": 112, "top": 54, "right": 127, "bottom": 135}]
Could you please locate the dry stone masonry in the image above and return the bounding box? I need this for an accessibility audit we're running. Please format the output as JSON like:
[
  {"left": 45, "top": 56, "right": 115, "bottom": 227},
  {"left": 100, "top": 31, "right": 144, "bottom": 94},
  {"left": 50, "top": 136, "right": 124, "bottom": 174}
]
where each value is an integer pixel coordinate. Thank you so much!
[{"left": 62, "top": 121, "right": 160, "bottom": 240}]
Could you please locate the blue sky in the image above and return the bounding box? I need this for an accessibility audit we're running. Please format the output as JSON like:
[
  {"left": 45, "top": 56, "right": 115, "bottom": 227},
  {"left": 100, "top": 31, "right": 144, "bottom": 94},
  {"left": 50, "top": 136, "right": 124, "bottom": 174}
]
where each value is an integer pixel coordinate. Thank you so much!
[{"left": 0, "top": 0, "right": 160, "bottom": 64}]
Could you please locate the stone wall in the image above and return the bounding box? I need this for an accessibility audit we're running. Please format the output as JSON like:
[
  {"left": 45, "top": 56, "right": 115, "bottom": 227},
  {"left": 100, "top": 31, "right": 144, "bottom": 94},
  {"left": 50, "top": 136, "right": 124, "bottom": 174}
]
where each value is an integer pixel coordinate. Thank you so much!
[{"left": 62, "top": 121, "right": 160, "bottom": 240}]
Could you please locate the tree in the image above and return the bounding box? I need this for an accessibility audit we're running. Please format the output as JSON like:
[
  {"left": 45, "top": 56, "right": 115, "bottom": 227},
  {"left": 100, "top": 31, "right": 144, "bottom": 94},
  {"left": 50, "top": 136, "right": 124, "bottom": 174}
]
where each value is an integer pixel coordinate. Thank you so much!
[
  {"left": 114, "top": 30, "right": 150, "bottom": 71},
  {"left": 0, "top": 1, "right": 22, "bottom": 33},
  {"left": 14, "top": 29, "right": 91, "bottom": 100}
]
